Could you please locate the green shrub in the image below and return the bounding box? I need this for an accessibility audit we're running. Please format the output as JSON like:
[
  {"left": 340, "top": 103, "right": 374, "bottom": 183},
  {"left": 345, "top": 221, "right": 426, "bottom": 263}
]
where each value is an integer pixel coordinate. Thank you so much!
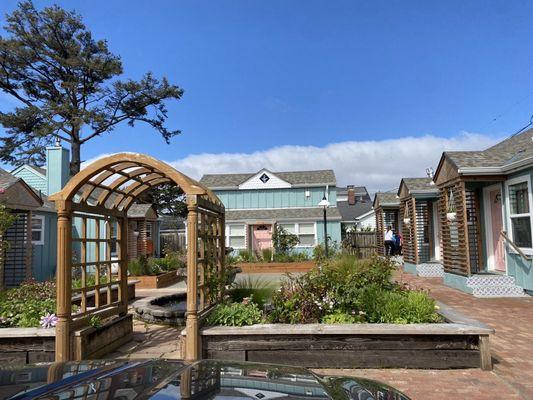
[
  {"left": 272, "top": 226, "right": 299, "bottom": 254},
  {"left": 0, "top": 280, "right": 56, "bottom": 327},
  {"left": 322, "top": 310, "right": 362, "bottom": 324},
  {"left": 268, "top": 254, "right": 439, "bottom": 324},
  {"left": 261, "top": 248, "right": 273, "bottom": 262},
  {"left": 237, "top": 249, "right": 256, "bottom": 263},
  {"left": 205, "top": 301, "right": 262, "bottom": 326},
  {"left": 230, "top": 276, "right": 277, "bottom": 308},
  {"left": 128, "top": 256, "right": 150, "bottom": 276}
]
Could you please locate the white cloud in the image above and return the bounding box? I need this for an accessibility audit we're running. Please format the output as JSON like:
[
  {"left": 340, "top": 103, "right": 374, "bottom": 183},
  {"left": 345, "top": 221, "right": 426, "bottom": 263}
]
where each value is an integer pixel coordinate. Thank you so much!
[
  {"left": 82, "top": 132, "right": 500, "bottom": 194},
  {"left": 167, "top": 132, "right": 500, "bottom": 193}
]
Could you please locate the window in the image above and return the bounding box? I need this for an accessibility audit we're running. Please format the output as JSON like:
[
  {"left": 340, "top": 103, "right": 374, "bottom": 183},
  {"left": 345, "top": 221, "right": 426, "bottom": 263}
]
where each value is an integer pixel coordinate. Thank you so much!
[
  {"left": 31, "top": 215, "right": 45, "bottom": 245},
  {"left": 279, "top": 222, "right": 316, "bottom": 247},
  {"left": 226, "top": 224, "right": 246, "bottom": 249},
  {"left": 145, "top": 222, "right": 152, "bottom": 239},
  {"left": 506, "top": 176, "right": 532, "bottom": 253}
]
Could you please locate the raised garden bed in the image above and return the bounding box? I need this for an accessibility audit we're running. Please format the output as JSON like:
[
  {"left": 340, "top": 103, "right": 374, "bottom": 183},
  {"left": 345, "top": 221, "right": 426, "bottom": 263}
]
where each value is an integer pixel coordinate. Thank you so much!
[
  {"left": 129, "top": 269, "right": 184, "bottom": 289},
  {"left": 237, "top": 261, "right": 315, "bottom": 274},
  {"left": 0, "top": 314, "right": 134, "bottom": 363},
  {"left": 191, "top": 302, "right": 493, "bottom": 370}
]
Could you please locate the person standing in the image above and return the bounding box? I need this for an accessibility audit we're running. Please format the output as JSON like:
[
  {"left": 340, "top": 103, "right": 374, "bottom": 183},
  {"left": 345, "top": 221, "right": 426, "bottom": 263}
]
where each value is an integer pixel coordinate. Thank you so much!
[
  {"left": 384, "top": 226, "right": 394, "bottom": 256},
  {"left": 394, "top": 231, "right": 403, "bottom": 256}
]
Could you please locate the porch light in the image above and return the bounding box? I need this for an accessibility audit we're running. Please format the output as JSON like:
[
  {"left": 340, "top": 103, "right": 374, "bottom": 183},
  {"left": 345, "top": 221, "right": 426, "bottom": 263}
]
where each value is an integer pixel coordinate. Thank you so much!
[{"left": 318, "top": 195, "right": 330, "bottom": 257}]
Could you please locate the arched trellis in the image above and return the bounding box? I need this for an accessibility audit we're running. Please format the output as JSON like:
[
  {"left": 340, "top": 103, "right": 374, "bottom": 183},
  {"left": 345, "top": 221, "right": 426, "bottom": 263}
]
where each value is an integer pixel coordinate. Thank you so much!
[{"left": 49, "top": 153, "right": 225, "bottom": 362}]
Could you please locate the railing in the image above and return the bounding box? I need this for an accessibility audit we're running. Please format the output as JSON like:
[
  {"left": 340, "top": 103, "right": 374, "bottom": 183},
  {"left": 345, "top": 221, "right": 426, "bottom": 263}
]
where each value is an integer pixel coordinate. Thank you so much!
[{"left": 500, "top": 231, "right": 531, "bottom": 263}]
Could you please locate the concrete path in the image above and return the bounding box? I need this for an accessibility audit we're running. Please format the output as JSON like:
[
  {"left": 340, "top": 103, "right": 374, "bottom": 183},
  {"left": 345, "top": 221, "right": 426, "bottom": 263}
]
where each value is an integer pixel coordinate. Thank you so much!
[{"left": 109, "top": 271, "right": 533, "bottom": 400}]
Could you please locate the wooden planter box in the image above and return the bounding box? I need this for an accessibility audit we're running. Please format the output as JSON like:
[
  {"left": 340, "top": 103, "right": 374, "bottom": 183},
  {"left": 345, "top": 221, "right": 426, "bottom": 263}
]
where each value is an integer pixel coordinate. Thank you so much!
[
  {"left": 237, "top": 261, "right": 316, "bottom": 274},
  {"left": 72, "top": 281, "right": 137, "bottom": 307},
  {"left": 0, "top": 328, "right": 55, "bottom": 364},
  {"left": 129, "top": 270, "right": 183, "bottom": 289},
  {"left": 72, "top": 314, "right": 133, "bottom": 360},
  {"left": 193, "top": 302, "right": 493, "bottom": 370}
]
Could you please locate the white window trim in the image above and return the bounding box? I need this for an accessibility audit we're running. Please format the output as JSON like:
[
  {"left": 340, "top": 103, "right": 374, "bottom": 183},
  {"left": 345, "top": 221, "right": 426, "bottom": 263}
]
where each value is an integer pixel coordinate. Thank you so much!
[
  {"left": 225, "top": 224, "right": 247, "bottom": 249},
  {"left": 504, "top": 174, "right": 533, "bottom": 255},
  {"left": 31, "top": 215, "right": 45, "bottom": 245},
  {"left": 278, "top": 221, "right": 317, "bottom": 248}
]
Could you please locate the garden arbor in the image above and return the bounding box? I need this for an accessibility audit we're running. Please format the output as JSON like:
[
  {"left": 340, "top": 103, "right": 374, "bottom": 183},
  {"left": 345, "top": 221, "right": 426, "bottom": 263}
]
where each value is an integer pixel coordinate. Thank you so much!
[{"left": 49, "top": 153, "right": 225, "bottom": 362}]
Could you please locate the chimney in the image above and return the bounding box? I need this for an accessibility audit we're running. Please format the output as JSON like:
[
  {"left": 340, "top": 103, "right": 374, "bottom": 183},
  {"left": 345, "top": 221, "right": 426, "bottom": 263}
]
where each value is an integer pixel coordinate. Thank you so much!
[
  {"left": 347, "top": 185, "right": 355, "bottom": 205},
  {"left": 46, "top": 145, "right": 70, "bottom": 195}
]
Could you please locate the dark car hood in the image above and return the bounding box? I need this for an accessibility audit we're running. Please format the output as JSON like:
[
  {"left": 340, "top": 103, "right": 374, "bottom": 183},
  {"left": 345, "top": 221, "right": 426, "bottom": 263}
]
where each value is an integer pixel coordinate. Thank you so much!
[{"left": 0, "top": 359, "right": 409, "bottom": 400}]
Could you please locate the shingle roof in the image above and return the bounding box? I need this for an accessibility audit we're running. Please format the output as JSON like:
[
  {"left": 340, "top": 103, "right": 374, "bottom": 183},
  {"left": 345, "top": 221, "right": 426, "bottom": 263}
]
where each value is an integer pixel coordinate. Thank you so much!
[
  {"left": 400, "top": 177, "right": 438, "bottom": 195},
  {"left": 32, "top": 165, "right": 46, "bottom": 176},
  {"left": 445, "top": 129, "right": 533, "bottom": 170},
  {"left": 373, "top": 192, "right": 400, "bottom": 208},
  {"left": 200, "top": 169, "right": 336, "bottom": 188},
  {"left": 0, "top": 168, "right": 19, "bottom": 191},
  {"left": 336, "top": 201, "right": 373, "bottom": 222},
  {"left": 336, "top": 186, "right": 371, "bottom": 198},
  {"left": 127, "top": 204, "right": 154, "bottom": 218},
  {"left": 226, "top": 207, "right": 341, "bottom": 222}
]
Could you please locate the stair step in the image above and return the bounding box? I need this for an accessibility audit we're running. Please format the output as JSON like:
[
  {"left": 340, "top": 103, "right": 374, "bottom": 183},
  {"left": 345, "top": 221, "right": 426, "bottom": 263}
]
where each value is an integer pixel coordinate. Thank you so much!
[
  {"left": 472, "top": 284, "right": 526, "bottom": 298},
  {"left": 467, "top": 274, "right": 515, "bottom": 287}
]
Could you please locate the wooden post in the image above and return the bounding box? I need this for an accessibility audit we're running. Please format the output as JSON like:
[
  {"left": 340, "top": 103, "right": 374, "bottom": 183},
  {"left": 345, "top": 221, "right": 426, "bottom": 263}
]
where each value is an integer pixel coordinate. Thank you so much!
[
  {"left": 479, "top": 334, "right": 492, "bottom": 370},
  {"left": 412, "top": 197, "right": 419, "bottom": 265},
  {"left": 55, "top": 200, "right": 72, "bottom": 362},
  {"left": 119, "top": 217, "right": 129, "bottom": 315},
  {"left": 218, "top": 214, "right": 225, "bottom": 301},
  {"left": 185, "top": 196, "right": 199, "bottom": 360}
]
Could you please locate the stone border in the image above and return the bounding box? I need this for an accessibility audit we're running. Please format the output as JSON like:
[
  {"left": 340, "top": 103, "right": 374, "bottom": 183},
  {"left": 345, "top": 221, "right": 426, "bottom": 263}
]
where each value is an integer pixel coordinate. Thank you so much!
[
  {"left": 191, "top": 301, "right": 493, "bottom": 370},
  {"left": 132, "top": 293, "right": 186, "bottom": 325}
]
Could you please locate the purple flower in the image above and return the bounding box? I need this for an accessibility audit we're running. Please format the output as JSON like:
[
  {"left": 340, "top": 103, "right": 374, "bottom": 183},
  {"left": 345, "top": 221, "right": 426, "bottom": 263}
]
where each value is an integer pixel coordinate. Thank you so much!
[{"left": 40, "top": 313, "right": 58, "bottom": 329}]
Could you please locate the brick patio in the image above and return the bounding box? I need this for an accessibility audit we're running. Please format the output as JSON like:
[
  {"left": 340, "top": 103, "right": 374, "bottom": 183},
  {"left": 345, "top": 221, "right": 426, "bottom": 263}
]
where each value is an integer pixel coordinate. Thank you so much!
[{"left": 112, "top": 272, "right": 533, "bottom": 400}]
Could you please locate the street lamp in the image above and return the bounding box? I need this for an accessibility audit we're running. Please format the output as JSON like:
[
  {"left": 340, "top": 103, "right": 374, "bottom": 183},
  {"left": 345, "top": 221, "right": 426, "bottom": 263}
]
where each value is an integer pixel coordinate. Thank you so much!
[{"left": 318, "top": 195, "right": 330, "bottom": 258}]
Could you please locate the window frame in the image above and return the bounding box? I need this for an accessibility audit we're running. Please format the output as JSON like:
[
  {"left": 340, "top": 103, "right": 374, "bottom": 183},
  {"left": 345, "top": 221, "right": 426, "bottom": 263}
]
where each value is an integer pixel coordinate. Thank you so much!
[
  {"left": 505, "top": 174, "right": 533, "bottom": 255},
  {"left": 31, "top": 214, "right": 45, "bottom": 245},
  {"left": 278, "top": 221, "right": 317, "bottom": 248},
  {"left": 225, "top": 224, "right": 246, "bottom": 249}
]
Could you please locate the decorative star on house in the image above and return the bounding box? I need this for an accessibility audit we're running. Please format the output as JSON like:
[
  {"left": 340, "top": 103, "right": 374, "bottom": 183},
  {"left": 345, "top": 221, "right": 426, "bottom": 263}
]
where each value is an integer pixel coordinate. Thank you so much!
[{"left": 259, "top": 173, "right": 270, "bottom": 183}]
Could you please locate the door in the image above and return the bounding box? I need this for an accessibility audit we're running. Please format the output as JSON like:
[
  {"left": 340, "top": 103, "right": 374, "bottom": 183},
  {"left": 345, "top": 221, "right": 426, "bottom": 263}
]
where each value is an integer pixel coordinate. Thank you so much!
[
  {"left": 252, "top": 225, "right": 272, "bottom": 251},
  {"left": 485, "top": 186, "right": 505, "bottom": 272}
]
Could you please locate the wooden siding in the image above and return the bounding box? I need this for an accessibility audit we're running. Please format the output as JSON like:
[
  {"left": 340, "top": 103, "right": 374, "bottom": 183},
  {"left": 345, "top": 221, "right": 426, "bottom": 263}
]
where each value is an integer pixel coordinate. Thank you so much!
[
  {"left": 215, "top": 186, "right": 337, "bottom": 210},
  {"left": 400, "top": 198, "right": 417, "bottom": 264}
]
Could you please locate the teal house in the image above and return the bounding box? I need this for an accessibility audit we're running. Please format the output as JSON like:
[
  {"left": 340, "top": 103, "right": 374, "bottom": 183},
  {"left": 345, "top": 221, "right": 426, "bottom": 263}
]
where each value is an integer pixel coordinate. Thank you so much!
[
  {"left": 432, "top": 129, "right": 533, "bottom": 296},
  {"left": 200, "top": 169, "right": 342, "bottom": 255},
  {"left": 10, "top": 145, "right": 70, "bottom": 282}
]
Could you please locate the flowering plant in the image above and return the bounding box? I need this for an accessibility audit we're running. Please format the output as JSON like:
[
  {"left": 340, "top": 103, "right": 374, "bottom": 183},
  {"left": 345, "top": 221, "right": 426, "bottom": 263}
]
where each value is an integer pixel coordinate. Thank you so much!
[{"left": 40, "top": 313, "right": 58, "bottom": 329}]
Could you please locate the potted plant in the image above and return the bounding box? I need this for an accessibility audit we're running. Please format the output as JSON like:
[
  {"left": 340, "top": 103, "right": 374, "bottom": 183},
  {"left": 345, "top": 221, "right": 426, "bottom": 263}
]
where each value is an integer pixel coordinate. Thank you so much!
[{"left": 446, "top": 190, "right": 457, "bottom": 222}]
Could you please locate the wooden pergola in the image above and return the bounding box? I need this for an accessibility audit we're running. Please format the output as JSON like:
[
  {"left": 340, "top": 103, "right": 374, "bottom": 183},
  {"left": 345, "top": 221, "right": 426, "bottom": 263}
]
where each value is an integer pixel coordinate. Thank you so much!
[
  {"left": 373, "top": 192, "right": 400, "bottom": 256},
  {"left": 49, "top": 153, "right": 225, "bottom": 362}
]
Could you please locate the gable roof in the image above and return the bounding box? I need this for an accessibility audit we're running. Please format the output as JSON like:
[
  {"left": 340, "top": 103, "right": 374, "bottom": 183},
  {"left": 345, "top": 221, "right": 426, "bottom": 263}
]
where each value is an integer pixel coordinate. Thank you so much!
[
  {"left": 337, "top": 200, "right": 373, "bottom": 222},
  {"left": 127, "top": 203, "right": 158, "bottom": 219},
  {"left": 435, "top": 129, "right": 533, "bottom": 182},
  {"left": 10, "top": 164, "right": 46, "bottom": 178},
  {"left": 200, "top": 169, "right": 336, "bottom": 189},
  {"left": 372, "top": 191, "right": 400, "bottom": 209},
  {"left": 0, "top": 168, "right": 43, "bottom": 209},
  {"left": 398, "top": 177, "right": 438, "bottom": 198}
]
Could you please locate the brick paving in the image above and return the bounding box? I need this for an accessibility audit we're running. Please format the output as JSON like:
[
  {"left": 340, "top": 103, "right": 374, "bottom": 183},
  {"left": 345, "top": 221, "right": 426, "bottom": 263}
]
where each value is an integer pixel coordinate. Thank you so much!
[{"left": 113, "top": 271, "right": 533, "bottom": 400}]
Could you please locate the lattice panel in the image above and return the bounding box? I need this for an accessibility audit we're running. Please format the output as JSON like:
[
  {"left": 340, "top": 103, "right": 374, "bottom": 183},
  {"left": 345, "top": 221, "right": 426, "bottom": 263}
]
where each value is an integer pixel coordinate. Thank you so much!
[
  {"left": 375, "top": 208, "right": 384, "bottom": 256},
  {"left": 2, "top": 211, "right": 29, "bottom": 287},
  {"left": 400, "top": 199, "right": 416, "bottom": 264},
  {"left": 416, "top": 201, "right": 430, "bottom": 263},
  {"left": 465, "top": 189, "right": 482, "bottom": 274},
  {"left": 70, "top": 212, "right": 126, "bottom": 328},
  {"left": 439, "top": 183, "right": 469, "bottom": 275}
]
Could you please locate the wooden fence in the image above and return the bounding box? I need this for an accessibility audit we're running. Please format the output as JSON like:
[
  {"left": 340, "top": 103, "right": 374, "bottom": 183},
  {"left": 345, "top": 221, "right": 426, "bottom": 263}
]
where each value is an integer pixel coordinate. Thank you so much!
[
  {"left": 342, "top": 231, "right": 377, "bottom": 259},
  {"left": 160, "top": 231, "right": 186, "bottom": 254}
]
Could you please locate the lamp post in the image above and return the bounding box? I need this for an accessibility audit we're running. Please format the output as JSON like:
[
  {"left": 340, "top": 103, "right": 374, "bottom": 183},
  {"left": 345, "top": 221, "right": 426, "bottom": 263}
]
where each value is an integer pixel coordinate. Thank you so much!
[{"left": 318, "top": 195, "right": 330, "bottom": 258}]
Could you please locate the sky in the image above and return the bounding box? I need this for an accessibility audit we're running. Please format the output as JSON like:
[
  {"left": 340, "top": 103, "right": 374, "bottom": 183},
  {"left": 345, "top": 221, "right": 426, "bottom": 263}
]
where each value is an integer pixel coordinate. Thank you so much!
[{"left": 1, "top": 0, "right": 533, "bottom": 192}]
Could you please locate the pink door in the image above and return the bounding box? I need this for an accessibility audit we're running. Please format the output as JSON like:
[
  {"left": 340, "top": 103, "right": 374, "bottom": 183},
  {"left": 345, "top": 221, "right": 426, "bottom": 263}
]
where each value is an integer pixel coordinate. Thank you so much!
[
  {"left": 489, "top": 189, "right": 505, "bottom": 272},
  {"left": 252, "top": 225, "right": 272, "bottom": 251}
]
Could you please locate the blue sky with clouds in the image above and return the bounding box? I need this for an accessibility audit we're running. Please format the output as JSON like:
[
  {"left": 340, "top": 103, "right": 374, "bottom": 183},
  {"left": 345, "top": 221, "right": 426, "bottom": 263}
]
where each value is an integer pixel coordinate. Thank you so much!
[{"left": 1, "top": 1, "right": 532, "bottom": 190}]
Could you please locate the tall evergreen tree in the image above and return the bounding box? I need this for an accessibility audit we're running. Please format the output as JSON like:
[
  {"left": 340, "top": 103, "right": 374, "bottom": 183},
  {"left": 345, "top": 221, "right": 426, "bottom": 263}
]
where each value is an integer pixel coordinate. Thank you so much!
[{"left": 0, "top": 1, "right": 183, "bottom": 174}]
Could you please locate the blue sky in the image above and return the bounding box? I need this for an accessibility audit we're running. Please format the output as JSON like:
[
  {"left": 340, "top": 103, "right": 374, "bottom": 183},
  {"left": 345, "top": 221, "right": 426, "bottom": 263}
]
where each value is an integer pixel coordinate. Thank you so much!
[{"left": 1, "top": 1, "right": 532, "bottom": 190}]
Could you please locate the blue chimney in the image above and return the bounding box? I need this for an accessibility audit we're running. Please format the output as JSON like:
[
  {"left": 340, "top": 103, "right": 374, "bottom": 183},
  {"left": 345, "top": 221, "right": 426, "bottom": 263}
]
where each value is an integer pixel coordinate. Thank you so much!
[{"left": 46, "top": 145, "right": 70, "bottom": 195}]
